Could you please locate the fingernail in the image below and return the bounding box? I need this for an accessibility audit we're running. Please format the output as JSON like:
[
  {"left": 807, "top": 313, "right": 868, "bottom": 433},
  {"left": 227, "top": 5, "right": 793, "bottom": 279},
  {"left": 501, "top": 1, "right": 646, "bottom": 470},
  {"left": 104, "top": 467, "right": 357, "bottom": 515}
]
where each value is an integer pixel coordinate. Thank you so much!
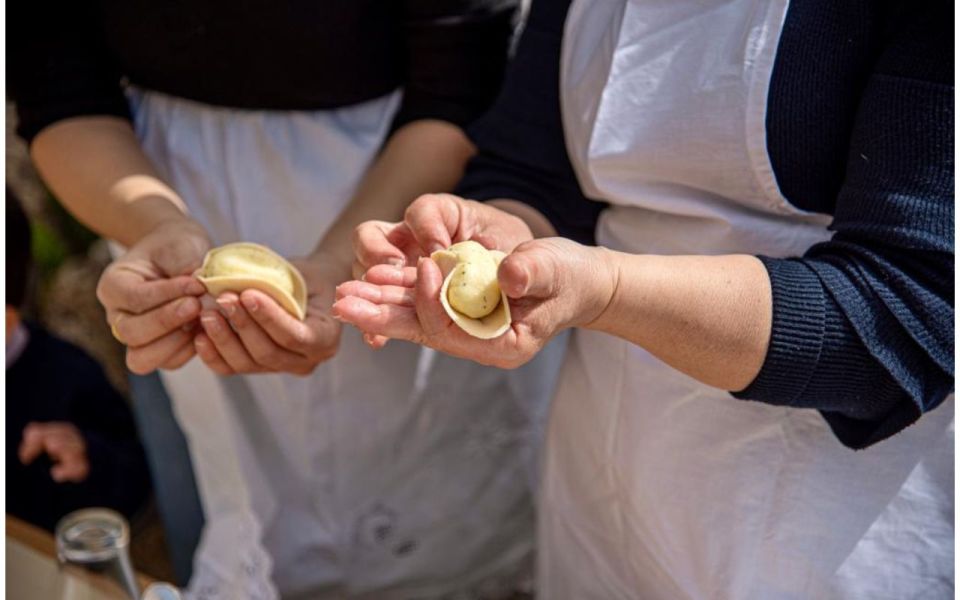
[
  {"left": 216, "top": 297, "right": 236, "bottom": 318},
  {"left": 201, "top": 314, "right": 221, "bottom": 334},
  {"left": 177, "top": 297, "right": 198, "bottom": 318},
  {"left": 386, "top": 258, "right": 404, "bottom": 267},
  {"left": 242, "top": 295, "right": 259, "bottom": 312},
  {"left": 428, "top": 243, "right": 445, "bottom": 254}
]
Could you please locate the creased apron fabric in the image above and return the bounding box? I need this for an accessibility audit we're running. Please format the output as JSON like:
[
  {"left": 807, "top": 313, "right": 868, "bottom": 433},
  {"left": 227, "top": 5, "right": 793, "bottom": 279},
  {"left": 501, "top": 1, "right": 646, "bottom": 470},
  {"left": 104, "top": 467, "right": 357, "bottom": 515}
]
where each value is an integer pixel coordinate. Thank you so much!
[
  {"left": 538, "top": 1, "right": 955, "bottom": 598},
  {"left": 127, "top": 88, "right": 565, "bottom": 600}
]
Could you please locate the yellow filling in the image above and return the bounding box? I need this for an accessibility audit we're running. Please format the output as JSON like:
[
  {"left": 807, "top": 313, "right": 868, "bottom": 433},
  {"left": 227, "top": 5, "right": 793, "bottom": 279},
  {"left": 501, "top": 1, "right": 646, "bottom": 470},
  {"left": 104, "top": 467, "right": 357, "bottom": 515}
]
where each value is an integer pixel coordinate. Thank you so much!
[{"left": 443, "top": 241, "right": 501, "bottom": 319}]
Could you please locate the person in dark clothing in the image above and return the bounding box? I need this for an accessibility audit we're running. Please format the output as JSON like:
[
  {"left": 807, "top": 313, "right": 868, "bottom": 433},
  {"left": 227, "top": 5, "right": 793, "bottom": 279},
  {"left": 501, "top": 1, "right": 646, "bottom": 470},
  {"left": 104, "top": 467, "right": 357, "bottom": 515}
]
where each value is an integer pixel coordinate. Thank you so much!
[
  {"left": 6, "top": 190, "right": 150, "bottom": 532},
  {"left": 337, "top": 0, "right": 954, "bottom": 597}
]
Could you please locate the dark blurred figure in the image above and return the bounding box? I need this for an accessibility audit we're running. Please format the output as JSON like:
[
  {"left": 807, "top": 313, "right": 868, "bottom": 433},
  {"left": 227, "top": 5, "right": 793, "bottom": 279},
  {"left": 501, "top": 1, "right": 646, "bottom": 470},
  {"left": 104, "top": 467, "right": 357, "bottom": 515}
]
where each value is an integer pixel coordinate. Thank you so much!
[{"left": 6, "top": 187, "right": 150, "bottom": 531}]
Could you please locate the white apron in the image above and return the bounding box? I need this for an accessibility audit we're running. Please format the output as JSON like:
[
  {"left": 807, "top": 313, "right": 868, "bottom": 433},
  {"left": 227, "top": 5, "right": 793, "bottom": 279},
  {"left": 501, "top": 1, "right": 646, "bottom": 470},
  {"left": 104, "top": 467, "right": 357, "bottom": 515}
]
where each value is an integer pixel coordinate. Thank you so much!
[
  {"left": 127, "top": 88, "right": 565, "bottom": 600},
  {"left": 539, "top": 1, "right": 955, "bottom": 598}
]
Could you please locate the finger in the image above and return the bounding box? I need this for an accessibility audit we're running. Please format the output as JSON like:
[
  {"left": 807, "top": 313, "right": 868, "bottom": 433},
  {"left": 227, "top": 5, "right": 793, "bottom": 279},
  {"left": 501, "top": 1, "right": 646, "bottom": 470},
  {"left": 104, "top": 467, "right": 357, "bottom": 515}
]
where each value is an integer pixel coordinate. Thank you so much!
[
  {"left": 111, "top": 296, "right": 202, "bottom": 347},
  {"left": 335, "top": 281, "right": 415, "bottom": 307},
  {"left": 361, "top": 264, "right": 418, "bottom": 287},
  {"left": 221, "top": 294, "right": 309, "bottom": 369},
  {"left": 498, "top": 242, "right": 560, "bottom": 299},
  {"left": 385, "top": 224, "right": 423, "bottom": 264},
  {"left": 238, "top": 290, "right": 326, "bottom": 355},
  {"left": 153, "top": 234, "right": 210, "bottom": 276},
  {"left": 363, "top": 332, "right": 390, "bottom": 349},
  {"left": 126, "top": 327, "right": 197, "bottom": 375},
  {"left": 159, "top": 339, "right": 197, "bottom": 370},
  {"left": 50, "top": 451, "right": 90, "bottom": 483},
  {"left": 194, "top": 333, "right": 235, "bottom": 376},
  {"left": 331, "top": 297, "right": 423, "bottom": 341},
  {"left": 404, "top": 194, "right": 459, "bottom": 254},
  {"left": 19, "top": 423, "right": 46, "bottom": 464},
  {"left": 199, "top": 310, "right": 258, "bottom": 372},
  {"left": 98, "top": 270, "right": 205, "bottom": 315},
  {"left": 352, "top": 260, "right": 366, "bottom": 281},
  {"left": 352, "top": 221, "right": 406, "bottom": 269},
  {"left": 414, "top": 257, "right": 453, "bottom": 338},
  {"left": 42, "top": 428, "right": 85, "bottom": 457}
]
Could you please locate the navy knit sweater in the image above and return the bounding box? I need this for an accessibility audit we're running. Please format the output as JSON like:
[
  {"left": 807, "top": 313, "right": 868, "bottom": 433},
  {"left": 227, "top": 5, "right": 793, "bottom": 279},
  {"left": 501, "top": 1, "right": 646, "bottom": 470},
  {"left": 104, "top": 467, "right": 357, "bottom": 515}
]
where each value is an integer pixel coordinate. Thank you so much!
[{"left": 458, "top": 0, "right": 954, "bottom": 449}]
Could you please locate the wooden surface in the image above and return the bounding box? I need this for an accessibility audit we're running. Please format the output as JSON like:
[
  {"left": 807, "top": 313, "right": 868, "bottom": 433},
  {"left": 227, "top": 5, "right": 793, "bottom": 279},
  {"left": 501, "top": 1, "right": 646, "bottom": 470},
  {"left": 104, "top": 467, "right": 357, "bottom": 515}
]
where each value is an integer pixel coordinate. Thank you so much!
[{"left": 6, "top": 515, "right": 155, "bottom": 599}]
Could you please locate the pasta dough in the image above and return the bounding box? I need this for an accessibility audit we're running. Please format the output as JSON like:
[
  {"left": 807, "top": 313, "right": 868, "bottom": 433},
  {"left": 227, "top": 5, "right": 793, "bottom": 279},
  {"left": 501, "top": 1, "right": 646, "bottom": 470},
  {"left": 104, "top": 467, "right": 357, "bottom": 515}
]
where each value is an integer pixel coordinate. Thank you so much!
[
  {"left": 431, "top": 241, "right": 512, "bottom": 339},
  {"left": 197, "top": 242, "right": 307, "bottom": 320}
]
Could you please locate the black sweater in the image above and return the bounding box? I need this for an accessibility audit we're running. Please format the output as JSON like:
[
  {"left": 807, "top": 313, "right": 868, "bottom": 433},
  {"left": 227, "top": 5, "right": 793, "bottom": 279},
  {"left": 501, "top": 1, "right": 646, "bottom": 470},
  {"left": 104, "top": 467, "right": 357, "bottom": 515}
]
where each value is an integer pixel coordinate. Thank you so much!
[
  {"left": 457, "top": 0, "right": 954, "bottom": 449},
  {"left": 8, "top": 0, "right": 517, "bottom": 141},
  {"left": 7, "top": 323, "right": 151, "bottom": 531}
]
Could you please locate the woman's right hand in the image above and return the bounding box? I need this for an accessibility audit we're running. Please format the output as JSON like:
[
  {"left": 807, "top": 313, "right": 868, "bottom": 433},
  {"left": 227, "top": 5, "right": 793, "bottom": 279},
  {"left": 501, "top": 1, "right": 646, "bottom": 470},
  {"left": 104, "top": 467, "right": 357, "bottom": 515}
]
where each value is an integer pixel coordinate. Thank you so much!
[
  {"left": 350, "top": 193, "right": 538, "bottom": 348},
  {"left": 97, "top": 218, "right": 211, "bottom": 374},
  {"left": 351, "top": 193, "right": 537, "bottom": 275}
]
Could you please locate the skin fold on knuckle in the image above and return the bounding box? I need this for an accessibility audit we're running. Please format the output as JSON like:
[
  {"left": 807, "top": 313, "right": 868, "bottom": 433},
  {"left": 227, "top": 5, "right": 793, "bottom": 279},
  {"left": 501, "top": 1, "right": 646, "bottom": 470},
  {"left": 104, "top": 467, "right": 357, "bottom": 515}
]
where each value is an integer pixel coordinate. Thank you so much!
[{"left": 251, "top": 345, "right": 283, "bottom": 368}]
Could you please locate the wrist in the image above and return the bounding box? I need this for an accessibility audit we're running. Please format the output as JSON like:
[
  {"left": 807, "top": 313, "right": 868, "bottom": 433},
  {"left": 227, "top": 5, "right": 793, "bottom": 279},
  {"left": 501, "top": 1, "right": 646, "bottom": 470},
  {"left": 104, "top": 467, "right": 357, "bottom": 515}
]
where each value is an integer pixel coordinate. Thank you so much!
[
  {"left": 469, "top": 200, "right": 538, "bottom": 252},
  {"left": 578, "top": 247, "right": 624, "bottom": 331},
  {"left": 147, "top": 213, "right": 208, "bottom": 242},
  {"left": 305, "top": 249, "right": 353, "bottom": 285},
  {"left": 128, "top": 196, "right": 198, "bottom": 243}
]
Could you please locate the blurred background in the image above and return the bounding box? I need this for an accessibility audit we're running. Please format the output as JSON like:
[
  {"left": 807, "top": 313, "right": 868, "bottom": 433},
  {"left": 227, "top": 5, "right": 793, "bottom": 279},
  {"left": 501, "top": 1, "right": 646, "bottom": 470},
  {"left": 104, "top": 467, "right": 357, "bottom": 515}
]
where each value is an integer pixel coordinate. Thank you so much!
[{"left": 6, "top": 103, "right": 176, "bottom": 582}]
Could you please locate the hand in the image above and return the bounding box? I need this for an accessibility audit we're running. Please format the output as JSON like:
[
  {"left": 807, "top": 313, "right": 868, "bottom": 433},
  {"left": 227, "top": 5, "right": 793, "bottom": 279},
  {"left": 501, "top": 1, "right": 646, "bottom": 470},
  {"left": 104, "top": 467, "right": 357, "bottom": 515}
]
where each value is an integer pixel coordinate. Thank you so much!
[
  {"left": 351, "top": 193, "right": 539, "bottom": 347},
  {"left": 333, "top": 238, "right": 619, "bottom": 368},
  {"left": 19, "top": 422, "right": 90, "bottom": 483},
  {"left": 351, "top": 193, "right": 536, "bottom": 274},
  {"left": 98, "top": 219, "right": 211, "bottom": 374},
  {"left": 194, "top": 254, "right": 343, "bottom": 376}
]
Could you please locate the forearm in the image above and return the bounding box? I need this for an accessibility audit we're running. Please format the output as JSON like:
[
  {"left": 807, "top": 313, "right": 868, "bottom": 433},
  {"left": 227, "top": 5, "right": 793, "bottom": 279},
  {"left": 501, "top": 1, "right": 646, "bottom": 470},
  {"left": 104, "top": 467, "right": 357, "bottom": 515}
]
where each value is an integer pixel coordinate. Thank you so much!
[
  {"left": 313, "top": 119, "right": 476, "bottom": 276},
  {"left": 588, "top": 252, "right": 772, "bottom": 391},
  {"left": 30, "top": 116, "right": 190, "bottom": 247}
]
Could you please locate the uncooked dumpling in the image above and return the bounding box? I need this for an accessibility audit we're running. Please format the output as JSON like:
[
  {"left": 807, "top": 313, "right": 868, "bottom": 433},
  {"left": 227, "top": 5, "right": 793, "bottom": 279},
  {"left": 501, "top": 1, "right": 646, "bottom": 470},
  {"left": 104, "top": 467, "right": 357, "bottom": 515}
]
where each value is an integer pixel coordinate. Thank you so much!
[
  {"left": 430, "top": 241, "right": 511, "bottom": 339},
  {"left": 198, "top": 242, "right": 307, "bottom": 320}
]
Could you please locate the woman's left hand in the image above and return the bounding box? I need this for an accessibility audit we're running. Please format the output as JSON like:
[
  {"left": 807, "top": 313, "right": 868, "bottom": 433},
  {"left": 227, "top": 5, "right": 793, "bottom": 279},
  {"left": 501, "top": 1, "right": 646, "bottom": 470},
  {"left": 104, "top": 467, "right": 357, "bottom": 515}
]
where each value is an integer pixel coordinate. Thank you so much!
[
  {"left": 195, "top": 254, "right": 344, "bottom": 376},
  {"left": 332, "top": 238, "right": 618, "bottom": 369}
]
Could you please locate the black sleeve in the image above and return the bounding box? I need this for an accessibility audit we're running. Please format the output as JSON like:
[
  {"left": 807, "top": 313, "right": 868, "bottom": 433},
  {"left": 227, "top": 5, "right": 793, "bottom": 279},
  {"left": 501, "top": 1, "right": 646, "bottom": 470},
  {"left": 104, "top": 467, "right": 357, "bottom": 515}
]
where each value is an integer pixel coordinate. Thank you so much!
[
  {"left": 455, "top": 0, "right": 606, "bottom": 245},
  {"left": 735, "top": 2, "right": 954, "bottom": 449},
  {"left": 8, "top": 0, "right": 130, "bottom": 143},
  {"left": 391, "top": 0, "right": 519, "bottom": 132}
]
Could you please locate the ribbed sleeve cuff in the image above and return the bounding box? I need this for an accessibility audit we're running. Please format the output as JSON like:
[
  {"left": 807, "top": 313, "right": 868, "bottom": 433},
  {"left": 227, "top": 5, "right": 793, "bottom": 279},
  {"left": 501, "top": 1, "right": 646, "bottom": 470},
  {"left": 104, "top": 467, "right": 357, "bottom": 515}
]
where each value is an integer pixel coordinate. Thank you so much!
[{"left": 733, "top": 257, "right": 826, "bottom": 405}]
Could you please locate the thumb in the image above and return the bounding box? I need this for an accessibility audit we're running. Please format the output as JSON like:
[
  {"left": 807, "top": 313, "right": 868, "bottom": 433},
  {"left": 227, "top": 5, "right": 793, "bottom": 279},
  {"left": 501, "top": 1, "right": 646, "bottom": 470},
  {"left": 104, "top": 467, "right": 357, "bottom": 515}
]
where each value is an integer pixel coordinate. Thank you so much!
[
  {"left": 141, "top": 221, "right": 211, "bottom": 277},
  {"left": 498, "top": 242, "right": 559, "bottom": 299},
  {"left": 404, "top": 194, "right": 459, "bottom": 255},
  {"left": 155, "top": 236, "right": 208, "bottom": 276}
]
